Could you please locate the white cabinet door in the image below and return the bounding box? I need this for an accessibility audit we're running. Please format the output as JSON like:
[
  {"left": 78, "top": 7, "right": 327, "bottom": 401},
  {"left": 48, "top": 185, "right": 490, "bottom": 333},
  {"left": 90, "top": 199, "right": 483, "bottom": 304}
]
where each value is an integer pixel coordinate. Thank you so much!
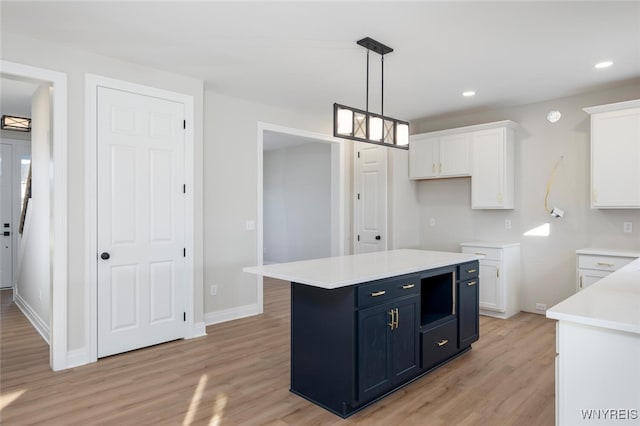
[
  {"left": 439, "top": 134, "right": 471, "bottom": 177},
  {"left": 478, "top": 259, "right": 502, "bottom": 312},
  {"left": 577, "top": 269, "right": 609, "bottom": 291},
  {"left": 590, "top": 107, "right": 640, "bottom": 208},
  {"left": 471, "top": 128, "right": 514, "bottom": 209},
  {"left": 409, "top": 137, "right": 438, "bottom": 179}
]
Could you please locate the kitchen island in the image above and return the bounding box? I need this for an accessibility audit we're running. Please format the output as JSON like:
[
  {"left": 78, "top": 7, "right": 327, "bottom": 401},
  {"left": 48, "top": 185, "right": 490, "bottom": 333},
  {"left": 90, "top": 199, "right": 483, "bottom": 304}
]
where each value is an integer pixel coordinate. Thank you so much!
[
  {"left": 546, "top": 257, "right": 640, "bottom": 425},
  {"left": 244, "top": 249, "right": 482, "bottom": 417}
]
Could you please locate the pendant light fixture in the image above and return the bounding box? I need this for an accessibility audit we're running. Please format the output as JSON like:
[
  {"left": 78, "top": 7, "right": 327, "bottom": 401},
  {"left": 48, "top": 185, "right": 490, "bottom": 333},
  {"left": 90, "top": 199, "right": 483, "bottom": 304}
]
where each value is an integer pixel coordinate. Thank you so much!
[{"left": 333, "top": 37, "right": 409, "bottom": 149}]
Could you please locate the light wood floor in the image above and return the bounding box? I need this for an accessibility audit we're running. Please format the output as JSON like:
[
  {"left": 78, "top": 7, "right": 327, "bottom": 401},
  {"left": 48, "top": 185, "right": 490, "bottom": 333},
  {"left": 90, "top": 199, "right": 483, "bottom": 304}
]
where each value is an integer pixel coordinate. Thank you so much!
[{"left": 1, "top": 279, "right": 555, "bottom": 425}]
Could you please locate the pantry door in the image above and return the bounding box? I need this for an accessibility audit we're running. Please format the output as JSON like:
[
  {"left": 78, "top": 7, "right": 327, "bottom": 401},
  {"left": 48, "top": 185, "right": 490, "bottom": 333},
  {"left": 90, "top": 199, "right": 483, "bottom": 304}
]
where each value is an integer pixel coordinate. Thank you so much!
[{"left": 97, "top": 86, "right": 185, "bottom": 358}]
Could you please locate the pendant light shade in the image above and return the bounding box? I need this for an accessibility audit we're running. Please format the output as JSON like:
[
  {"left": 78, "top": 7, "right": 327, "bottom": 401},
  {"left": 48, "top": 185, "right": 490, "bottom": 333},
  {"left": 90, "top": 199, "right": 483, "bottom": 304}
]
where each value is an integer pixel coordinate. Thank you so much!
[{"left": 333, "top": 37, "right": 409, "bottom": 150}]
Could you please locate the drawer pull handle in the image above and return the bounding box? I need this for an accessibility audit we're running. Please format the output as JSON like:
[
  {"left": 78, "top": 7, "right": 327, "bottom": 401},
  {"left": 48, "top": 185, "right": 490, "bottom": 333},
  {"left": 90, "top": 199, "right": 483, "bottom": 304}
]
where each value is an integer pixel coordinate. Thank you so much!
[
  {"left": 402, "top": 284, "right": 415, "bottom": 289},
  {"left": 436, "top": 339, "right": 449, "bottom": 347},
  {"left": 371, "top": 290, "right": 386, "bottom": 297},
  {"left": 475, "top": 252, "right": 486, "bottom": 256},
  {"left": 467, "top": 281, "right": 477, "bottom": 286},
  {"left": 467, "top": 269, "right": 477, "bottom": 273},
  {"left": 596, "top": 262, "right": 614, "bottom": 267}
]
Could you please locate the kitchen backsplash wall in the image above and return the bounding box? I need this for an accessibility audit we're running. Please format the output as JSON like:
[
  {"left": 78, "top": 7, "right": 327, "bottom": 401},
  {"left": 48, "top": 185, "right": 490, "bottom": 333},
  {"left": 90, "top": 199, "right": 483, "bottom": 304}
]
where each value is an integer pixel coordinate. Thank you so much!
[{"left": 409, "top": 79, "right": 640, "bottom": 314}]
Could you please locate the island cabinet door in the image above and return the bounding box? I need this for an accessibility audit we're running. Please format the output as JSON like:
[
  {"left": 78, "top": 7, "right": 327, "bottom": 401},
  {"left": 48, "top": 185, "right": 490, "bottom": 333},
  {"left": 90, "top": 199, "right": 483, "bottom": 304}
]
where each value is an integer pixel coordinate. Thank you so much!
[
  {"left": 357, "top": 296, "right": 420, "bottom": 402},
  {"left": 458, "top": 278, "right": 479, "bottom": 348}
]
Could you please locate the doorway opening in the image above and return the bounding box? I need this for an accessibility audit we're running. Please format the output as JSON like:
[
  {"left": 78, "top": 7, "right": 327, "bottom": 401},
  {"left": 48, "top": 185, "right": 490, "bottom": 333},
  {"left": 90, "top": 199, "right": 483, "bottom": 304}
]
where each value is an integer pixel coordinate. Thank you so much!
[{"left": 257, "top": 123, "right": 346, "bottom": 312}]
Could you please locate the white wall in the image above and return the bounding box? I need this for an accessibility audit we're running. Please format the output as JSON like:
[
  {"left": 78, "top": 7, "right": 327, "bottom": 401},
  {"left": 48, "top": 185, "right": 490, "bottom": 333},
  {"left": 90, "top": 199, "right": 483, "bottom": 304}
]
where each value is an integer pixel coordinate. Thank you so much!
[
  {"left": 264, "top": 142, "right": 331, "bottom": 263},
  {"left": 15, "top": 84, "right": 50, "bottom": 339},
  {"left": 203, "top": 92, "right": 351, "bottom": 315},
  {"left": 1, "top": 32, "right": 204, "bottom": 353},
  {"left": 409, "top": 80, "right": 640, "bottom": 313}
]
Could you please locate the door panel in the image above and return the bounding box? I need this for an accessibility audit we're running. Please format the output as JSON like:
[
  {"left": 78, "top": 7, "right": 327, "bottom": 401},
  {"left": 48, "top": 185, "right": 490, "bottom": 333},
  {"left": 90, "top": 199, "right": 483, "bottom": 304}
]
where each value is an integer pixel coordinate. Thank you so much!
[
  {"left": 358, "top": 302, "right": 393, "bottom": 400},
  {"left": 478, "top": 260, "right": 502, "bottom": 312},
  {"left": 97, "top": 87, "right": 185, "bottom": 358},
  {"left": 391, "top": 296, "right": 419, "bottom": 380},
  {"left": 0, "top": 144, "right": 13, "bottom": 288},
  {"left": 355, "top": 142, "right": 387, "bottom": 254}
]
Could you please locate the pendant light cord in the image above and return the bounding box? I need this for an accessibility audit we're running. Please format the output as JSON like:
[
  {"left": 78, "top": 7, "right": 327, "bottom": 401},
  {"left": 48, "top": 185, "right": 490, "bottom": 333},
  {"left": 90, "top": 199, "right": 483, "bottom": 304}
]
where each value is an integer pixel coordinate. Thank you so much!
[
  {"left": 381, "top": 55, "right": 384, "bottom": 116},
  {"left": 365, "top": 49, "right": 369, "bottom": 112}
]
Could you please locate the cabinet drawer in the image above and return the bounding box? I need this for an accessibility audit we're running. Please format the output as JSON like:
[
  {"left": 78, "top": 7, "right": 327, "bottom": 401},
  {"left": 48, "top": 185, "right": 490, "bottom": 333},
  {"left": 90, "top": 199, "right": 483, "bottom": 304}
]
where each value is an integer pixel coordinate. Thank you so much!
[
  {"left": 421, "top": 319, "right": 458, "bottom": 371},
  {"left": 357, "top": 274, "right": 419, "bottom": 308},
  {"left": 461, "top": 246, "right": 502, "bottom": 261},
  {"left": 577, "top": 255, "right": 636, "bottom": 272},
  {"left": 458, "top": 261, "right": 479, "bottom": 281}
]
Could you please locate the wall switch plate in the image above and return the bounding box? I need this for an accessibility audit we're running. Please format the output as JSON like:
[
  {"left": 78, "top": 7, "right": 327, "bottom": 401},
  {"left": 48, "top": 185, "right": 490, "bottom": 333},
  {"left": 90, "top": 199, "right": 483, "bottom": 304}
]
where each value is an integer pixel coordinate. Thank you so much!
[
  {"left": 210, "top": 285, "right": 217, "bottom": 296},
  {"left": 505, "top": 219, "right": 512, "bottom": 229},
  {"left": 535, "top": 303, "right": 547, "bottom": 311},
  {"left": 246, "top": 220, "right": 256, "bottom": 231},
  {"left": 429, "top": 217, "right": 436, "bottom": 227},
  {"left": 623, "top": 222, "right": 632, "bottom": 233}
]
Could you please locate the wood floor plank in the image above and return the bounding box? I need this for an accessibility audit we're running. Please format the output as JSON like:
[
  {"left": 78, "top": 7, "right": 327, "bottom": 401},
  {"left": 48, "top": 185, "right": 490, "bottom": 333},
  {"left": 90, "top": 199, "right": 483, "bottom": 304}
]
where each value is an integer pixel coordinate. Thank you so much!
[{"left": 0, "top": 279, "right": 555, "bottom": 425}]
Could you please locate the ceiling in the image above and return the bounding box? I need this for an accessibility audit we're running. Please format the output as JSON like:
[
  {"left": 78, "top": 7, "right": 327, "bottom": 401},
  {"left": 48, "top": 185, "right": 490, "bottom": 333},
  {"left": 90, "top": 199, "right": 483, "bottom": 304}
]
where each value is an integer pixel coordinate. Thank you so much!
[{"left": 1, "top": 1, "right": 639, "bottom": 121}]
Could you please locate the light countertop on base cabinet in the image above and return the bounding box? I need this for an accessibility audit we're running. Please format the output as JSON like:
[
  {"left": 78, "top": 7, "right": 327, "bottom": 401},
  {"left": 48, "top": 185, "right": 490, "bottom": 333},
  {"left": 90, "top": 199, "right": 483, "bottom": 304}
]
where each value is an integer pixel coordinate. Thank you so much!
[{"left": 547, "top": 257, "right": 640, "bottom": 425}]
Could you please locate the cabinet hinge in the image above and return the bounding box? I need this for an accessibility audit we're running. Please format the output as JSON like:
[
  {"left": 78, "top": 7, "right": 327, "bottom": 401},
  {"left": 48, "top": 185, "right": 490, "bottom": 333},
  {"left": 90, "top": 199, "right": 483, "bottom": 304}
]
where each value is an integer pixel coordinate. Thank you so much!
[
  {"left": 183, "top": 120, "right": 186, "bottom": 129},
  {"left": 183, "top": 312, "right": 186, "bottom": 322}
]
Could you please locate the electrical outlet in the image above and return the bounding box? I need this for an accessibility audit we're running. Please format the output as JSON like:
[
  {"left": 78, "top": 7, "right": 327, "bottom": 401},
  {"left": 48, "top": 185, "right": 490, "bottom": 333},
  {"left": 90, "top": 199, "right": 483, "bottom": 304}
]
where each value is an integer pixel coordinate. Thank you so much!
[
  {"left": 210, "top": 285, "right": 217, "bottom": 296},
  {"left": 535, "top": 303, "right": 547, "bottom": 311},
  {"left": 246, "top": 220, "right": 256, "bottom": 231},
  {"left": 429, "top": 217, "right": 436, "bottom": 227},
  {"left": 505, "top": 219, "right": 512, "bottom": 229},
  {"left": 623, "top": 222, "right": 632, "bottom": 233}
]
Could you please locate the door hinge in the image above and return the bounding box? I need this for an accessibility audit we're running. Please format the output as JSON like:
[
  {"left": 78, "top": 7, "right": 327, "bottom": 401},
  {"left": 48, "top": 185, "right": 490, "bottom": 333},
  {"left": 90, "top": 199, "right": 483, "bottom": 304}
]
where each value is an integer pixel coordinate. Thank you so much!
[
  {"left": 183, "top": 120, "right": 186, "bottom": 129},
  {"left": 183, "top": 184, "right": 186, "bottom": 194},
  {"left": 183, "top": 312, "right": 186, "bottom": 322},
  {"left": 183, "top": 248, "right": 186, "bottom": 257},
  {"left": 357, "top": 193, "right": 360, "bottom": 200}
]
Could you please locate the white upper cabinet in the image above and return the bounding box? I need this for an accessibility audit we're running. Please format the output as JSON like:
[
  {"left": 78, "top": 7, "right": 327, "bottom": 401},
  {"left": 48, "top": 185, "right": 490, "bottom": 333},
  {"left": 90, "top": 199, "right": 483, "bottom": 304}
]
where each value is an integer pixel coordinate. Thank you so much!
[
  {"left": 409, "top": 133, "right": 471, "bottom": 179},
  {"left": 471, "top": 126, "right": 515, "bottom": 209},
  {"left": 410, "top": 120, "right": 517, "bottom": 210},
  {"left": 584, "top": 99, "right": 640, "bottom": 209}
]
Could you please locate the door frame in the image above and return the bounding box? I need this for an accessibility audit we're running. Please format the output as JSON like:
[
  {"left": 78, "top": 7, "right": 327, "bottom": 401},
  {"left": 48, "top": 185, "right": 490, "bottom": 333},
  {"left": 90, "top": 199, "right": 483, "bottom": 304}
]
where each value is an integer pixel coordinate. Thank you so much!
[
  {"left": 0, "top": 60, "right": 68, "bottom": 371},
  {"left": 85, "top": 74, "right": 196, "bottom": 363},
  {"left": 256, "top": 122, "right": 346, "bottom": 312}
]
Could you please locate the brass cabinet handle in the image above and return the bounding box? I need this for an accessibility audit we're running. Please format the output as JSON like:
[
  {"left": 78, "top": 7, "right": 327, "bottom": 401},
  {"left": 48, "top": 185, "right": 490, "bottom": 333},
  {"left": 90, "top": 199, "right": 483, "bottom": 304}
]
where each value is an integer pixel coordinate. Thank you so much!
[
  {"left": 596, "top": 262, "right": 614, "bottom": 267},
  {"left": 467, "top": 269, "right": 477, "bottom": 273},
  {"left": 402, "top": 284, "right": 415, "bottom": 289},
  {"left": 394, "top": 308, "right": 399, "bottom": 329},
  {"left": 371, "top": 290, "right": 386, "bottom": 297},
  {"left": 467, "top": 281, "right": 477, "bottom": 286},
  {"left": 439, "top": 163, "right": 442, "bottom": 174},
  {"left": 436, "top": 339, "right": 449, "bottom": 347},
  {"left": 579, "top": 275, "right": 583, "bottom": 289},
  {"left": 388, "top": 309, "right": 395, "bottom": 330},
  {"left": 432, "top": 163, "right": 436, "bottom": 174},
  {"left": 475, "top": 252, "right": 486, "bottom": 256}
]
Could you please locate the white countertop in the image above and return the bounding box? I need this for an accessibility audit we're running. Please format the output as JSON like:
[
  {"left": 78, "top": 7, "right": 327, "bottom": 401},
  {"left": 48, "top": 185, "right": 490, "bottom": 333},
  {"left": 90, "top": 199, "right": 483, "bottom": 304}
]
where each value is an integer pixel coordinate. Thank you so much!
[
  {"left": 575, "top": 248, "right": 640, "bottom": 258},
  {"left": 243, "top": 249, "right": 482, "bottom": 289},
  {"left": 460, "top": 241, "right": 521, "bottom": 248},
  {"left": 546, "top": 258, "right": 640, "bottom": 334}
]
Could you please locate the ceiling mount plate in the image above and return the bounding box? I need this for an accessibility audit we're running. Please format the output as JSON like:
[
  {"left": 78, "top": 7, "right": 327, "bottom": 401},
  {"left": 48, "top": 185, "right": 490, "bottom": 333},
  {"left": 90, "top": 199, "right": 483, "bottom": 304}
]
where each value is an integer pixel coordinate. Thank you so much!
[{"left": 357, "top": 37, "right": 393, "bottom": 55}]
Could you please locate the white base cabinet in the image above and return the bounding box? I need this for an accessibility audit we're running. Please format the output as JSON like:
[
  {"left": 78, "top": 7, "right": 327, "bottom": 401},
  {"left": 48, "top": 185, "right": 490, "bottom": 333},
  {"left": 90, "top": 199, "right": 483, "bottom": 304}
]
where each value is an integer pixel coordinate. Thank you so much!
[
  {"left": 584, "top": 99, "right": 640, "bottom": 209},
  {"left": 555, "top": 321, "right": 640, "bottom": 425},
  {"left": 576, "top": 248, "right": 640, "bottom": 292},
  {"left": 460, "top": 242, "right": 520, "bottom": 319}
]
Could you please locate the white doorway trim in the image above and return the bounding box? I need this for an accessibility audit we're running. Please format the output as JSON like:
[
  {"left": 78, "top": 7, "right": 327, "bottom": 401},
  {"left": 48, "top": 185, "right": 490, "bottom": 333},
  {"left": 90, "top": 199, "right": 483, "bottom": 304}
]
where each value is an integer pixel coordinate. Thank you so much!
[
  {"left": 256, "top": 122, "right": 346, "bottom": 311},
  {"left": 85, "top": 74, "right": 196, "bottom": 365},
  {"left": 0, "top": 60, "right": 68, "bottom": 371}
]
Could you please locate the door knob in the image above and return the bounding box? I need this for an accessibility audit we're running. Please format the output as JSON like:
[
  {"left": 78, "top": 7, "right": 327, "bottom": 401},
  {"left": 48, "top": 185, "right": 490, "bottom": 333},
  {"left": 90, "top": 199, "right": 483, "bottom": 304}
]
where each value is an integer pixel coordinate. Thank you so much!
[
  {"left": 375, "top": 235, "right": 381, "bottom": 240},
  {"left": 100, "top": 252, "right": 110, "bottom": 260}
]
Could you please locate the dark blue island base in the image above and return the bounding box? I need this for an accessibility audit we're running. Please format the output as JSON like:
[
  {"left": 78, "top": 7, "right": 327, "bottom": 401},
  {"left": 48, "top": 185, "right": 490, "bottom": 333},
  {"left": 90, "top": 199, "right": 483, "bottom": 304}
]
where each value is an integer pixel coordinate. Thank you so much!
[{"left": 289, "top": 261, "right": 480, "bottom": 418}]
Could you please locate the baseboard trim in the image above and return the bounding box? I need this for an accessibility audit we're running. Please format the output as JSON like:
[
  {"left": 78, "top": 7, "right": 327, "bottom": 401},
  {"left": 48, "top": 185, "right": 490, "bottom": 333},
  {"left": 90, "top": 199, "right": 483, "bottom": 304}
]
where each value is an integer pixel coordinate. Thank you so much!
[
  {"left": 14, "top": 292, "right": 50, "bottom": 344},
  {"left": 66, "top": 348, "right": 91, "bottom": 369},
  {"left": 189, "top": 321, "right": 207, "bottom": 338},
  {"left": 204, "top": 304, "right": 261, "bottom": 327}
]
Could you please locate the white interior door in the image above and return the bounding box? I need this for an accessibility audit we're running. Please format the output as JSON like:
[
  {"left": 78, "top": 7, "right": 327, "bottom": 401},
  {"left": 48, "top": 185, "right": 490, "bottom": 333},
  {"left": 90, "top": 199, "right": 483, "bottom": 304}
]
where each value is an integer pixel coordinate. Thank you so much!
[
  {"left": 354, "top": 142, "right": 387, "bottom": 254},
  {"left": 0, "top": 143, "right": 13, "bottom": 288},
  {"left": 97, "top": 87, "right": 185, "bottom": 358}
]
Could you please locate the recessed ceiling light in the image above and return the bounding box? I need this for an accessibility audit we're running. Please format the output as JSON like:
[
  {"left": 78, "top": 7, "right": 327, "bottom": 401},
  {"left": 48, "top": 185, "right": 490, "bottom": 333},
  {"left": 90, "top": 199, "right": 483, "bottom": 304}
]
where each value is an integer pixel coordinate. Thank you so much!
[
  {"left": 462, "top": 91, "right": 476, "bottom": 97},
  {"left": 595, "top": 61, "right": 613, "bottom": 69},
  {"left": 547, "top": 110, "right": 562, "bottom": 123}
]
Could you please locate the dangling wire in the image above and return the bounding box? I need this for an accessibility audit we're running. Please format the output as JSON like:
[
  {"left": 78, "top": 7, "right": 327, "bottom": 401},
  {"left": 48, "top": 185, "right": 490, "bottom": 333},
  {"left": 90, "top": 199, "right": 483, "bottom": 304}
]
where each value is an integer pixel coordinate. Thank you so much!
[{"left": 544, "top": 156, "right": 564, "bottom": 213}]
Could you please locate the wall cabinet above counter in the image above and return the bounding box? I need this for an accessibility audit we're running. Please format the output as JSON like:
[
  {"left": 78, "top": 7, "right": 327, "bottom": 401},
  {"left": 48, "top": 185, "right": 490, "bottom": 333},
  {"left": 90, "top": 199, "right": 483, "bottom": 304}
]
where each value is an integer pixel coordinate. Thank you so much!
[
  {"left": 583, "top": 99, "right": 640, "bottom": 209},
  {"left": 409, "top": 120, "right": 518, "bottom": 209}
]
